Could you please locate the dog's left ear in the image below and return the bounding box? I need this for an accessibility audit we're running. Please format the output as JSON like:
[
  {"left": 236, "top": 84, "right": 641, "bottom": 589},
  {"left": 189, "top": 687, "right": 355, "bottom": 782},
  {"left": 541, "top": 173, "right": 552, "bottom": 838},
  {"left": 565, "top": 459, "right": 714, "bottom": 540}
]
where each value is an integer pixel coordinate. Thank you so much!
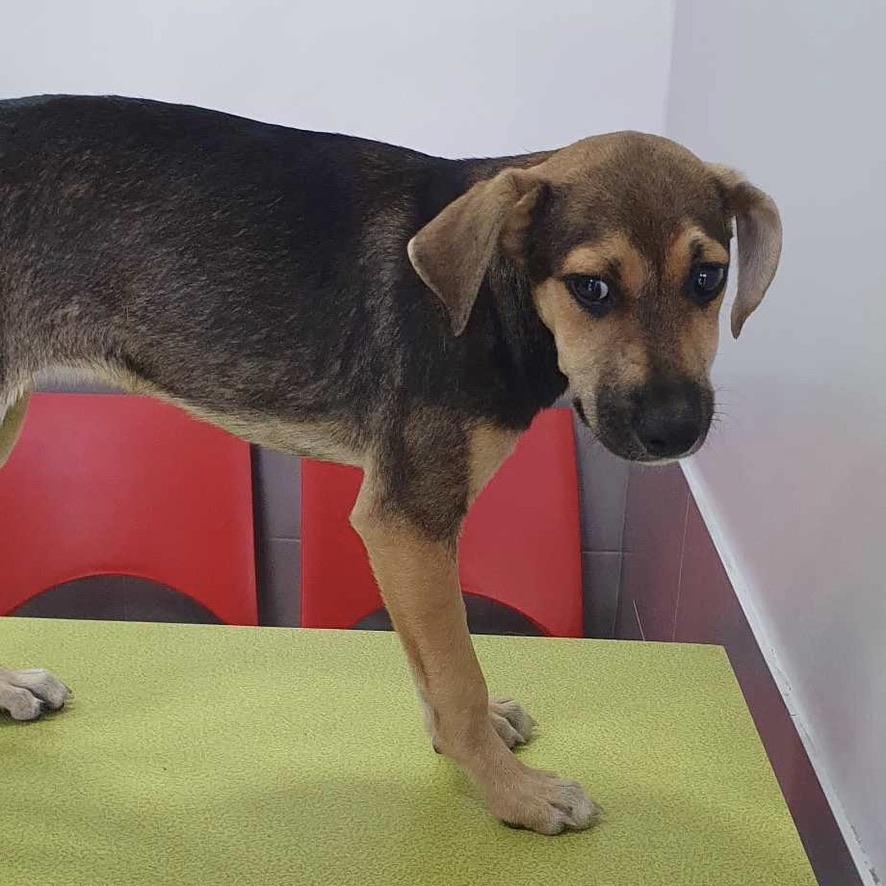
[
  {"left": 408, "top": 168, "right": 542, "bottom": 336},
  {"left": 709, "top": 164, "right": 783, "bottom": 338}
]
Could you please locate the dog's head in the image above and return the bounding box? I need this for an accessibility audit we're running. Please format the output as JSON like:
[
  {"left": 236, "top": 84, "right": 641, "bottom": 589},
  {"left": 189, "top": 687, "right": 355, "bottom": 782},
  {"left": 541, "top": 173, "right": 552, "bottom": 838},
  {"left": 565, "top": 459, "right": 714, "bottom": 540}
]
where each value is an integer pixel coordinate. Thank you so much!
[{"left": 408, "top": 133, "right": 782, "bottom": 462}]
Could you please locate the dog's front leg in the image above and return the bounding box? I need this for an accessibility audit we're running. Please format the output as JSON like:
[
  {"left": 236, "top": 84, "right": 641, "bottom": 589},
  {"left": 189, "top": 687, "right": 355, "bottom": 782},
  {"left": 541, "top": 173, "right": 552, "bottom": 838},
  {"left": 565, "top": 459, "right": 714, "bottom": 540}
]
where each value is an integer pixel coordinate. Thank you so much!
[{"left": 350, "top": 468, "right": 598, "bottom": 835}]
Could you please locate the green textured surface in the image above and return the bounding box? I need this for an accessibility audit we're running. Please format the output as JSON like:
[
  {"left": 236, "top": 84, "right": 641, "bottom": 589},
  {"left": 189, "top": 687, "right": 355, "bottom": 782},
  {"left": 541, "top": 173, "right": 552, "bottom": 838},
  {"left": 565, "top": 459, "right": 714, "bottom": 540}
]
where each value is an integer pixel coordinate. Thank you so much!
[{"left": 1, "top": 618, "right": 815, "bottom": 885}]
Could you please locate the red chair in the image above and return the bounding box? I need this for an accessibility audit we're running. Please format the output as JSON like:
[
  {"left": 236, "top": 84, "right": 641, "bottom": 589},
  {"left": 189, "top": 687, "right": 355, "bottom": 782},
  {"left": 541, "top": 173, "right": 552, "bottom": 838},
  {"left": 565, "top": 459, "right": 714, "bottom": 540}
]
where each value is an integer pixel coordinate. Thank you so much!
[
  {"left": 301, "top": 408, "right": 583, "bottom": 637},
  {"left": 0, "top": 393, "right": 257, "bottom": 625}
]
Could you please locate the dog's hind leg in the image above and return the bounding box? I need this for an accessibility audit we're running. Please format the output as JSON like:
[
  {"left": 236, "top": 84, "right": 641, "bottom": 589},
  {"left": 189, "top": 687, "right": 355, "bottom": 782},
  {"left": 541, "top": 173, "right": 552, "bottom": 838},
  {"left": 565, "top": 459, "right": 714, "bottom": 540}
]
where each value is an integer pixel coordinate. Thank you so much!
[
  {"left": 0, "top": 391, "right": 31, "bottom": 468},
  {"left": 0, "top": 390, "right": 73, "bottom": 720},
  {"left": 0, "top": 666, "right": 71, "bottom": 720}
]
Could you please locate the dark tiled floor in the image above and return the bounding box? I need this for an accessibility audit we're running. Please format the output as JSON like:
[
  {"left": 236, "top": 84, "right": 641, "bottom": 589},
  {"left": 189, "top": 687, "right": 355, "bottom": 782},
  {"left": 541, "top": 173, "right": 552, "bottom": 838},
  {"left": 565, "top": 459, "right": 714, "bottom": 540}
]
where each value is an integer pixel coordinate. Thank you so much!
[
  {"left": 621, "top": 464, "right": 690, "bottom": 641},
  {"left": 614, "top": 590, "right": 644, "bottom": 641},
  {"left": 582, "top": 551, "right": 622, "bottom": 638},
  {"left": 252, "top": 447, "right": 301, "bottom": 541},
  {"left": 256, "top": 538, "right": 301, "bottom": 627},
  {"left": 573, "top": 417, "right": 630, "bottom": 552}
]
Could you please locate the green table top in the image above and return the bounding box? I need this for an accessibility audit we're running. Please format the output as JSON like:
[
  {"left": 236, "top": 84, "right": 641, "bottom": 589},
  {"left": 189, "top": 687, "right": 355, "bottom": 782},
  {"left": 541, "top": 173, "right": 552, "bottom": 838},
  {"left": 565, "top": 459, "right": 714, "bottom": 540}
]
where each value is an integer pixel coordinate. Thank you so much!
[{"left": 1, "top": 618, "right": 815, "bottom": 885}]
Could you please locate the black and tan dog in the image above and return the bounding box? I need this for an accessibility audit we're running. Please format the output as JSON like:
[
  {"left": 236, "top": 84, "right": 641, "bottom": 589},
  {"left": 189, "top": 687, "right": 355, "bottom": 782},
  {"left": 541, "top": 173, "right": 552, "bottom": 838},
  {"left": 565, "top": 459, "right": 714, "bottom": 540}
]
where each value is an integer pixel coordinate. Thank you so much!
[{"left": 0, "top": 95, "right": 781, "bottom": 834}]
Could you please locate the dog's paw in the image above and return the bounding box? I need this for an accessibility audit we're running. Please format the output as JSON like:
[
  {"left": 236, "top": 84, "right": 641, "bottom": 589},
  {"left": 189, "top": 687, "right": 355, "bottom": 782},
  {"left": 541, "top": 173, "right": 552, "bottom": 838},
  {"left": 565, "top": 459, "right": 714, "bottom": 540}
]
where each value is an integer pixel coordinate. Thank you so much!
[
  {"left": 0, "top": 668, "right": 71, "bottom": 721},
  {"left": 489, "top": 697, "right": 536, "bottom": 749},
  {"left": 485, "top": 765, "right": 601, "bottom": 835}
]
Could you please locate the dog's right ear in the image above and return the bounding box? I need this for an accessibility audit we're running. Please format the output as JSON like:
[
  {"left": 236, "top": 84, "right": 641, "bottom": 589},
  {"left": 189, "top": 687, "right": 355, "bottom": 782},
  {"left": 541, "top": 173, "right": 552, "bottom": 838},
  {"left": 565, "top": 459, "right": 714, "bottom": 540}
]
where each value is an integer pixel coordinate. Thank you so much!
[{"left": 408, "top": 169, "right": 542, "bottom": 336}]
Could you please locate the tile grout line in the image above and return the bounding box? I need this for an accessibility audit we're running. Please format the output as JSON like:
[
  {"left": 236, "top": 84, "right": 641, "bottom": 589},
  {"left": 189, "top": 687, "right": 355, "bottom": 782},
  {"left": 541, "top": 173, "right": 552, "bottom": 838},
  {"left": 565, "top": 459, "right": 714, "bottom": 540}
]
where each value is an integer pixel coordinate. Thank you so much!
[
  {"left": 631, "top": 598, "right": 646, "bottom": 641},
  {"left": 670, "top": 489, "right": 692, "bottom": 642},
  {"left": 610, "top": 552, "right": 623, "bottom": 637}
]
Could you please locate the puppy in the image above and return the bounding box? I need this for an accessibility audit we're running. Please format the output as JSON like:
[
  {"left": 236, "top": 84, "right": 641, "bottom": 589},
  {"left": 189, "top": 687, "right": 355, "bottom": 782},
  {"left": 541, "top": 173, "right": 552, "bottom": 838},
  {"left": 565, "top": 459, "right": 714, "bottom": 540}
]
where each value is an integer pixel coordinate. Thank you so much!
[{"left": 0, "top": 96, "right": 781, "bottom": 833}]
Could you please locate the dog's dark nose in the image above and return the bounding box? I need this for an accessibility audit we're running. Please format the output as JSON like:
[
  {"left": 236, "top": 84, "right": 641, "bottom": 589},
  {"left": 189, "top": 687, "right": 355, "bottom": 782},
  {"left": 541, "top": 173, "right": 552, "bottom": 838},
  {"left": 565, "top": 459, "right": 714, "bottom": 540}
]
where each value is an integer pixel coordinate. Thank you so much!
[{"left": 633, "top": 385, "right": 704, "bottom": 459}]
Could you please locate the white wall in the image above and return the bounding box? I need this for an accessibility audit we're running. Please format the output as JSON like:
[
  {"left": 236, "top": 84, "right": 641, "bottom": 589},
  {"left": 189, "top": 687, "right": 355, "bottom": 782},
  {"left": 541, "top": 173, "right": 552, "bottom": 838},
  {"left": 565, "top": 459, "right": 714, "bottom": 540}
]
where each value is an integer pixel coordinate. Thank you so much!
[
  {"left": 667, "top": 1, "right": 885, "bottom": 882},
  {"left": 0, "top": 0, "right": 673, "bottom": 157},
  {"left": 5, "top": 0, "right": 879, "bottom": 877}
]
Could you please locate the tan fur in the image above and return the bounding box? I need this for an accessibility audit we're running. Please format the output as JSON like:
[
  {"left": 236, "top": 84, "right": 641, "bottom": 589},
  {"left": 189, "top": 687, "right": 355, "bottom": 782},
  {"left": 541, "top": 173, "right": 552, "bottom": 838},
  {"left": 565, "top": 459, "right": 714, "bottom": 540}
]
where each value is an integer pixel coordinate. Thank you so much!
[
  {"left": 678, "top": 311, "right": 721, "bottom": 378},
  {"left": 0, "top": 394, "right": 31, "bottom": 468},
  {"left": 397, "top": 424, "right": 529, "bottom": 753},
  {"left": 125, "top": 375, "right": 363, "bottom": 466},
  {"left": 467, "top": 423, "right": 519, "bottom": 500},
  {"left": 37, "top": 362, "right": 366, "bottom": 466},
  {"left": 533, "top": 275, "right": 648, "bottom": 436},
  {"left": 534, "top": 278, "right": 609, "bottom": 389},
  {"left": 543, "top": 236, "right": 656, "bottom": 422},
  {"left": 172, "top": 406, "right": 364, "bottom": 466},
  {"left": 663, "top": 225, "right": 729, "bottom": 376}
]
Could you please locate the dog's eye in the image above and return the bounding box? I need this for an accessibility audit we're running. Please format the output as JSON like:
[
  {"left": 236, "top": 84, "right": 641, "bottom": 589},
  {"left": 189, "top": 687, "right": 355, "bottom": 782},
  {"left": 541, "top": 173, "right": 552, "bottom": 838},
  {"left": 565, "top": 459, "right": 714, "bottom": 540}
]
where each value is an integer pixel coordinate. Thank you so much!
[
  {"left": 565, "top": 275, "right": 615, "bottom": 317},
  {"left": 690, "top": 264, "right": 727, "bottom": 303}
]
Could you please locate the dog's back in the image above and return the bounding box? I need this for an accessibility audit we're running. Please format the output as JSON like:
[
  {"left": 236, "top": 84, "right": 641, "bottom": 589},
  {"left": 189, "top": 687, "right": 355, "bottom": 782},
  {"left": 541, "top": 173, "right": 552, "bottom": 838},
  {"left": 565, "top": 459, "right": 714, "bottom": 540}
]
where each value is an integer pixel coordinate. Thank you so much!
[{"left": 0, "top": 98, "right": 450, "bottom": 432}]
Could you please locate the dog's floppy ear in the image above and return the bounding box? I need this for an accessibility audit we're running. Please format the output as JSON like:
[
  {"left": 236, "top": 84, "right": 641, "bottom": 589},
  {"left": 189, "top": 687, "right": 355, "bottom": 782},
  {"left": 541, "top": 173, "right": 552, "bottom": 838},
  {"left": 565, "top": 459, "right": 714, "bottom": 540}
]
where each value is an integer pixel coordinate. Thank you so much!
[
  {"left": 407, "top": 168, "right": 541, "bottom": 336},
  {"left": 709, "top": 164, "right": 783, "bottom": 339}
]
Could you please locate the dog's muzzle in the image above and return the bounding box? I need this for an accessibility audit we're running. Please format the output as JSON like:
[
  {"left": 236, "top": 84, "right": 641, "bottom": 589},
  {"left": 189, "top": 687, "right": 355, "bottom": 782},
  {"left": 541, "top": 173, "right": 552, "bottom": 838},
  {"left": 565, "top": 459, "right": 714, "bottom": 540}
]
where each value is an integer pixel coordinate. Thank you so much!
[{"left": 575, "top": 381, "right": 713, "bottom": 463}]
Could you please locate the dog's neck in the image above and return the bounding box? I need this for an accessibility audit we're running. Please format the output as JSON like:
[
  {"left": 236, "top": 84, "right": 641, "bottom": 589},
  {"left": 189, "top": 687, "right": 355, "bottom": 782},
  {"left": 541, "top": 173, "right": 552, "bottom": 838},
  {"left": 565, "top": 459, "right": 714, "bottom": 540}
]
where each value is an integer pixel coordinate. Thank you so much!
[
  {"left": 476, "top": 254, "right": 568, "bottom": 426},
  {"left": 416, "top": 156, "right": 567, "bottom": 429}
]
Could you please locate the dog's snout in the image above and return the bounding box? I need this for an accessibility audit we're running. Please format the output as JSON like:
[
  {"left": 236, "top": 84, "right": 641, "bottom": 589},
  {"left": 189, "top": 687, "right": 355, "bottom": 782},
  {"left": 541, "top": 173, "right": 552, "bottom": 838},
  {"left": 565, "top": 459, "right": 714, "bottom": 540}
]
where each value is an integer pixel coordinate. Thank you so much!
[{"left": 633, "top": 383, "right": 707, "bottom": 460}]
